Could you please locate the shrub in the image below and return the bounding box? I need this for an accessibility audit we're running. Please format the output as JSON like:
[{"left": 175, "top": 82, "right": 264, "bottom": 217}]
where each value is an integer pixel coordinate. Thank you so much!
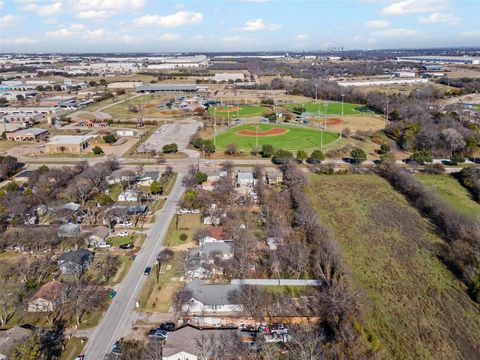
[
  {"left": 272, "top": 149, "right": 293, "bottom": 165},
  {"left": 350, "top": 148, "right": 367, "bottom": 164},
  {"left": 162, "top": 143, "right": 178, "bottom": 153},
  {"left": 179, "top": 233, "right": 188, "bottom": 241},
  {"left": 103, "top": 134, "right": 118, "bottom": 144},
  {"left": 410, "top": 150, "right": 432, "bottom": 164},
  {"left": 296, "top": 150, "right": 308, "bottom": 162},
  {"left": 308, "top": 149, "right": 325, "bottom": 163},
  {"left": 261, "top": 144, "right": 274, "bottom": 158},
  {"left": 150, "top": 181, "right": 163, "bottom": 195},
  {"left": 92, "top": 146, "right": 104, "bottom": 155},
  {"left": 196, "top": 172, "right": 208, "bottom": 184}
]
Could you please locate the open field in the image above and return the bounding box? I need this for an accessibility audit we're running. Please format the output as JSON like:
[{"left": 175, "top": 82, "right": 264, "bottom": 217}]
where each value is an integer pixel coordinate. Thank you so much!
[
  {"left": 310, "top": 114, "right": 385, "bottom": 133},
  {"left": 163, "top": 213, "right": 203, "bottom": 248},
  {"left": 101, "top": 94, "right": 178, "bottom": 118},
  {"left": 214, "top": 123, "right": 339, "bottom": 152},
  {"left": 307, "top": 174, "right": 480, "bottom": 359},
  {"left": 416, "top": 174, "right": 480, "bottom": 219},
  {"left": 282, "top": 101, "right": 374, "bottom": 115},
  {"left": 208, "top": 105, "right": 271, "bottom": 118}
]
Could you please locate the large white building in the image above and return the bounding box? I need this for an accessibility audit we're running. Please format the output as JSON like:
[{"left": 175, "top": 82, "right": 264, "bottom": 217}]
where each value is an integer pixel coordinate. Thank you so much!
[
  {"left": 396, "top": 56, "right": 480, "bottom": 65},
  {"left": 213, "top": 73, "right": 246, "bottom": 82},
  {"left": 338, "top": 78, "right": 428, "bottom": 87}
]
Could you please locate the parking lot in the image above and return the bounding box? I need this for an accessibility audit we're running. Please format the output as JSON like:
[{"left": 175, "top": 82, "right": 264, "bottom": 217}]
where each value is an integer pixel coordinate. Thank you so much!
[{"left": 138, "top": 119, "right": 200, "bottom": 153}]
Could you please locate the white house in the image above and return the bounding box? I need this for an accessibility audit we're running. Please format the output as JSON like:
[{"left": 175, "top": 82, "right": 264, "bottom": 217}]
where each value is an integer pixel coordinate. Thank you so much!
[
  {"left": 28, "top": 280, "right": 66, "bottom": 312},
  {"left": 237, "top": 171, "right": 255, "bottom": 186},
  {"left": 87, "top": 225, "right": 111, "bottom": 247},
  {"left": 182, "top": 280, "right": 243, "bottom": 315},
  {"left": 118, "top": 190, "right": 139, "bottom": 202}
]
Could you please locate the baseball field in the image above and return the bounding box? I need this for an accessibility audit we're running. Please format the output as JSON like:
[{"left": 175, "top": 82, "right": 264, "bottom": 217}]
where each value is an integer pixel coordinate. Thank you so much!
[
  {"left": 283, "top": 101, "right": 373, "bottom": 115},
  {"left": 208, "top": 105, "right": 271, "bottom": 118},
  {"left": 213, "top": 123, "right": 339, "bottom": 151}
]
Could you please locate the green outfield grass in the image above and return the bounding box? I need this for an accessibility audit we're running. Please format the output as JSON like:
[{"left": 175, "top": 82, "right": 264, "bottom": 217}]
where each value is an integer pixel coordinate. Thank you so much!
[
  {"left": 208, "top": 105, "right": 271, "bottom": 118},
  {"left": 283, "top": 101, "right": 374, "bottom": 115},
  {"left": 214, "top": 123, "right": 339, "bottom": 151}
]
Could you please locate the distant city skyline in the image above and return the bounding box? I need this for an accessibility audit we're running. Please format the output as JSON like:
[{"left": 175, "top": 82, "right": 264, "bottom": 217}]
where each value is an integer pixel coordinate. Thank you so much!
[{"left": 0, "top": 0, "right": 479, "bottom": 53}]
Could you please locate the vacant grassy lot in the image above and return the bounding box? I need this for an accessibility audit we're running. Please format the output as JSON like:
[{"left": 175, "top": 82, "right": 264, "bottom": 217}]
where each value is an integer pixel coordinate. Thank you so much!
[
  {"left": 164, "top": 213, "right": 203, "bottom": 248},
  {"left": 282, "top": 101, "right": 374, "bottom": 115},
  {"left": 208, "top": 105, "right": 271, "bottom": 118},
  {"left": 417, "top": 174, "right": 480, "bottom": 219},
  {"left": 307, "top": 174, "right": 480, "bottom": 359},
  {"left": 214, "top": 123, "right": 339, "bottom": 152}
]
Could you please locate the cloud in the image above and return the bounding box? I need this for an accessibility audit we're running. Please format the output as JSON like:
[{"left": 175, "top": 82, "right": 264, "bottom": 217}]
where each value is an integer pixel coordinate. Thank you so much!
[
  {"left": 2, "top": 36, "right": 39, "bottom": 45},
  {"left": 0, "top": 14, "right": 23, "bottom": 27},
  {"left": 159, "top": 33, "right": 180, "bottom": 41},
  {"left": 419, "top": 13, "right": 462, "bottom": 25},
  {"left": 460, "top": 31, "right": 480, "bottom": 37},
  {"left": 0, "top": 1, "right": 4, "bottom": 10},
  {"left": 46, "top": 24, "right": 106, "bottom": 40},
  {"left": 294, "top": 34, "right": 308, "bottom": 41},
  {"left": 374, "top": 28, "right": 418, "bottom": 37},
  {"left": 364, "top": 20, "right": 390, "bottom": 29},
  {"left": 240, "top": 18, "right": 281, "bottom": 32},
  {"left": 22, "top": 1, "right": 63, "bottom": 17},
  {"left": 134, "top": 11, "right": 203, "bottom": 27},
  {"left": 73, "top": 0, "right": 144, "bottom": 19},
  {"left": 381, "top": 0, "right": 446, "bottom": 15}
]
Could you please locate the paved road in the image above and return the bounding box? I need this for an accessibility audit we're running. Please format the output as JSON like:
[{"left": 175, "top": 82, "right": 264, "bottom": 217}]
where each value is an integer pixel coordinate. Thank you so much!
[{"left": 82, "top": 173, "right": 185, "bottom": 359}]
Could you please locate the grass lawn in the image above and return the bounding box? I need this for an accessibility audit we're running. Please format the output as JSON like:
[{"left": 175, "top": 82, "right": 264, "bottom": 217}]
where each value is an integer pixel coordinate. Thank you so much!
[
  {"left": 44, "top": 152, "right": 104, "bottom": 158},
  {"left": 108, "top": 183, "right": 123, "bottom": 201},
  {"left": 282, "top": 101, "right": 374, "bottom": 115},
  {"left": 137, "top": 252, "right": 186, "bottom": 312},
  {"left": 208, "top": 105, "right": 271, "bottom": 118},
  {"left": 107, "top": 235, "right": 135, "bottom": 247},
  {"left": 60, "top": 337, "right": 87, "bottom": 360},
  {"left": 475, "top": 104, "right": 480, "bottom": 111},
  {"left": 214, "top": 123, "right": 339, "bottom": 152},
  {"left": 307, "top": 174, "right": 480, "bottom": 359},
  {"left": 417, "top": 174, "right": 480, "bottom": 219},
  {"left": 110, "top": 256, "right": 133, "bottom": 285},
  {"left": 164, "top": 213, "right": 204, "bottom": 247}
]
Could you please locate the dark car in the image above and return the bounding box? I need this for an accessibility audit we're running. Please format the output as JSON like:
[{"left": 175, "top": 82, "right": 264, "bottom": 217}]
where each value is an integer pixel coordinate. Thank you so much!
[
  {"left": 144, "top": 266, "right": 152, "bottom": 275},
  {"left": 119, "top": 243, "right": 134, "bottom": 250},
  {"left": 112, "top": 341, "right": 121, "bottom": 353},
  {"left": 159, "top": 322, "right": 176, "bottom": 332},
  {"left": 148, "top": 329, "right": 168, "bottom": 339}
]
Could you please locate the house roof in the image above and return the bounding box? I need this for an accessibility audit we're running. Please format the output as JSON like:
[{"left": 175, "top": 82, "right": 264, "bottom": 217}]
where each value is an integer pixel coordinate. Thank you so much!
[
  {"left": 208, "top": 227, "right": 225, "bottom": 240},
  {"left": 143, "top": 171, "right": 159, "bottom": 179},
  {"left": 31, "top": 280, "right": 66, "bottom": 301},
  {"left": 162, "top": 325, "right": 237, "bottom": 358},
  {"left": 9, "top": 127, "right": 48, "bottom": 136},
  {"left": 185, "top": 280, "right": 240, "bottom": 306},
  {"left": 57, "top": 248, "right": 93, "bottom": 265},
  {"left": 127, "top": 205, "right": 148, "bottom": 215},
  {"left": 191, "top": 241, "right": 234, "bottom": 260},
  {"left": 237, "top": 171, "right": 254, "bottom": 181},
  {"left": 0, "top": 326, "right": 32, "bottom": 355},
  {"left": 89, "top": 225, "right": 110, "bottom": 239},
  {"left": 63, "top": 202, "right": 81, "bottom": 211},
  {"left": 58, "top": 223, "right": 81, "bottom": 236}
]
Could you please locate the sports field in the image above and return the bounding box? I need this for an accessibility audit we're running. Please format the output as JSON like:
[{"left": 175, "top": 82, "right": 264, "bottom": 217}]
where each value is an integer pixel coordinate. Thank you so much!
[
  {"left": 208, "top": 105, "right": 271, "bottom": 118},
  {"left": 283, "top": 101, "right": 373, "bottom": 115},
  {"left": 214, "top": 123, "right": 339, "bottom": 151}
]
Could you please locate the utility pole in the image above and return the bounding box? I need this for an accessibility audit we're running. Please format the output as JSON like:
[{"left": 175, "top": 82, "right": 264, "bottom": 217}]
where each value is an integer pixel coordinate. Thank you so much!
[
  {"left": 213, "top": 108, "right": 217, "bottom": 147},
  {"left": 341, "top": 94, "right": 345, "bottom": 116},
  {"left": 323, "top": 103, "right": 328, "bottom": 132},
  {"left": 385, "top": 98, "right": 389, "bottom": 129}
]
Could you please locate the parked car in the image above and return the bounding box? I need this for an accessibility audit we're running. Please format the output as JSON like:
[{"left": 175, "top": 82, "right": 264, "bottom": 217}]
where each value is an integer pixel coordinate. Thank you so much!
[
  {"left": 144, "top": 266, "right": 152, "bottom": 275},
  {"left": 98, "top": 242, "right": 111, "bottom": 249},
  {"left": 118, "top": 231, "right": 129, "bottom": 237},
  {"left": 119, "top": 243, "right": 134, "bottom": 250},
  {"left": 148, "top": 329, "right": 168, "bottom": 340},
  {"left": 112, "top": 341, "right": 121, "bottom": 353},
  {"left": 159, "top": 322, "right": 176, "bottom": 332}
]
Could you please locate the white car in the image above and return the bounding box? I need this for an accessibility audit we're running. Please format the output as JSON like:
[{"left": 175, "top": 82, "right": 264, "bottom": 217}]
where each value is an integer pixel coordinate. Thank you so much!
[
  {"left": 98, "top": 242, "right": 111, "bottom": 249},
  {"left": 118, "top": 231, "right": 129, "bottom": 237}
]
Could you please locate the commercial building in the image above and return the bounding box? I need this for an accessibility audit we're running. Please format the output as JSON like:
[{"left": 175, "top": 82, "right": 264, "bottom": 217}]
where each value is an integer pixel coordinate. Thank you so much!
[
  {"left": 45, "top": 135, "right": 96, "bottom": 153},
  {"left": 107, "top": 81, "right": 143, "bottom": 89},
  {"left": 396, "top": 56, "right": 480, "bottom": 65},
  {"left": 136, "top": 84, "right": 205, "bottom": 93},
  {"left": 6, "top": 127, "right": 48, "bottom": 141},
  {"left": 0, "top": 106, "right": 55, "bottom": 116},
  {"left": 213, "top": 73, "right": 246, "bottom": 82},
  {"left": 338, "top": 78, "right": 428, "bottom": 87}
]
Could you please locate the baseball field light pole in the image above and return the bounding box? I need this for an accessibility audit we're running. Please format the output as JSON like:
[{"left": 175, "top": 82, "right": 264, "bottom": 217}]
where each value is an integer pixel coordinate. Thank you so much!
[
  {"left": 213, "top": 108, "right": 217, "bottom": 147},
  {"left": 324, "top": 103, "right": 328, "bottom": 132},
  {"left": 341, "top": 94, "right": 345, "bottom": 116}
]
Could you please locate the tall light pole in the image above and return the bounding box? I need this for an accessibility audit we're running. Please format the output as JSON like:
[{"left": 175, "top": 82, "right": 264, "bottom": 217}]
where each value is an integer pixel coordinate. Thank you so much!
[
  {"left": 385, "top": 98, "right": 389, "bottom": 129},
  {"left": 213, "top": 108, "right": 217, "bottom": 147},
  {"left": 315, "top": 84, "right": 318, "bottom": 102},
  {"left": 341, "top": 94, "right": 345, "bottom": 116},
  {"left": 323, "top": 103, "right": 328, "bottom": 132}
]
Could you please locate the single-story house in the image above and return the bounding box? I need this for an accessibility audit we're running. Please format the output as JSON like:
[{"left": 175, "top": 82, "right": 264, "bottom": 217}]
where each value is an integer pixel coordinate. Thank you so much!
[
  {"left": 198, "top": 235, "right": 224, "bottom": 246},
  {"left": 118, "top": 190, "right": 139, "bottom": 202},
  {"left": 189, "top": 241, "right": 234, "bottom": 262},
  {"left": 265, "top": 170, "right": 283, "bottom": 185},
  {"left": 57, "top": 223, "right": 81, "bottom": 237},
  {"left": 136, "top": 171, "right": 159, "bottom": 186},
  {"left": 28, "top": 280, "right": 67, "bottom": 312},
  {"left": 127, "top": 205, "right": 148, "bottom": 215},
  {"left": 162, "top": 325, "right": 238, "bottom": 360},
  {"left": 182, "top": 280, "right": 243, "bottom": 315},
  {"left": 106, "top": 170, "right": 135, "bottom": 185},
  {"left": 0, "top": 326, "right": 32, "bottom": 359},
  {"left": 6, "top": 127, "right": 48, "bottom": 142},
  {"left": 237, "top": 171, "right": 255, "bottom": 186},
  {"left": 87, "top": 225, "right": 111, "bottom": 247},
  {"left": 63, "top": 202, "right": 81, "bottom": 212},
  {"left": 57, "top": 248, "right": 93, "bottom": 275}
]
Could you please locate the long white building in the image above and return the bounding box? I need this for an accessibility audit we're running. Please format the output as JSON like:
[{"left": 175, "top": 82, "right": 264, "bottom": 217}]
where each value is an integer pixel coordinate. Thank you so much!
[{"left": 396, "top": 56, "right": 480, "bottom": 65}]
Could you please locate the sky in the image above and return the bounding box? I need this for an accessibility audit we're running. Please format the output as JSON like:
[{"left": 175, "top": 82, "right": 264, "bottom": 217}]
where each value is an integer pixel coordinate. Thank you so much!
[{"left": 0, "top": 0, "right": 479, "bottom": 53}]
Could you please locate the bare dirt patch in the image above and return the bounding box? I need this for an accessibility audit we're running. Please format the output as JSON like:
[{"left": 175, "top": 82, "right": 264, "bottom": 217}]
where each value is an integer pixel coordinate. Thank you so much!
[{"left": 237, "top": 127, "right": 289, "bottom": 137}]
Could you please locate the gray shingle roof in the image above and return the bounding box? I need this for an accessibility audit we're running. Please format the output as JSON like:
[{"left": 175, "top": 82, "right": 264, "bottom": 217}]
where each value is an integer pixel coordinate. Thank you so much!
[{"left": 185, "top": 280, "right": 240, "bottom": 306}]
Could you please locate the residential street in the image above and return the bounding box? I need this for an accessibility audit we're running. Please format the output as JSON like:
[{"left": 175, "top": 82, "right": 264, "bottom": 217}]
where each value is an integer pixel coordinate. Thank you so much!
[{"left": 82, "top": 173, "right": 185, "bottom": 359}]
